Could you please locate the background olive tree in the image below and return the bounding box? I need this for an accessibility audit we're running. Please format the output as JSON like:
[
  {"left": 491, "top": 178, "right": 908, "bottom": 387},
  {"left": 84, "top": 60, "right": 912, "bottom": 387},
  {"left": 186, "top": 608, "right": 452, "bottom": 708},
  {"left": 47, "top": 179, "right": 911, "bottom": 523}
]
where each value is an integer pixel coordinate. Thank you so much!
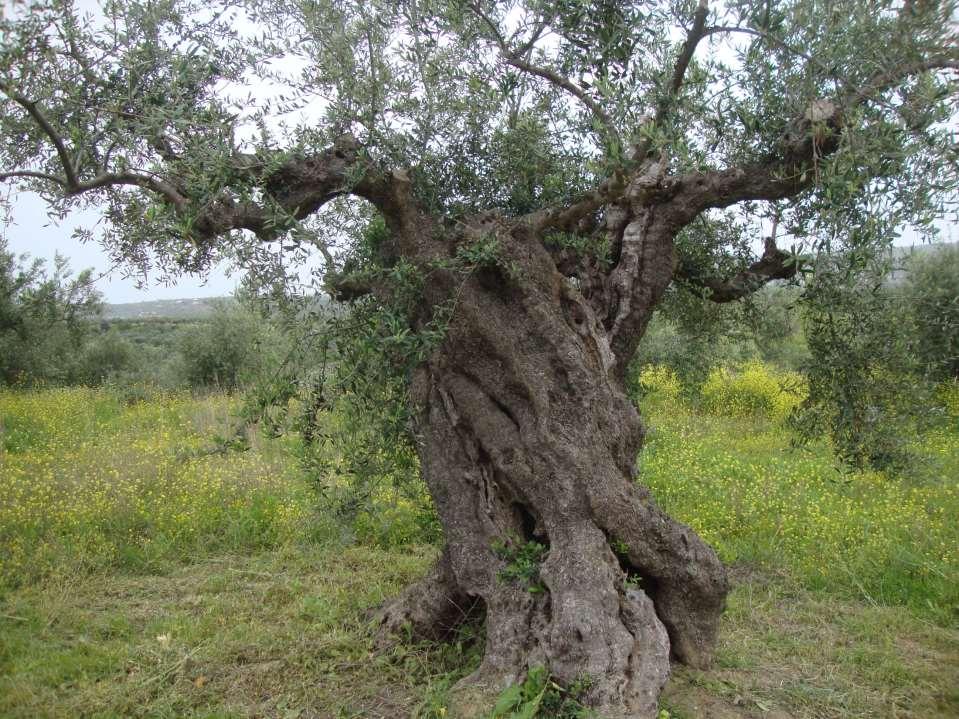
[
  {"left": 906, "top": 243, "right": 959, "bottom": 381},
  {"left": 0, "top": 236, "right": 112, "bottom": 385}
]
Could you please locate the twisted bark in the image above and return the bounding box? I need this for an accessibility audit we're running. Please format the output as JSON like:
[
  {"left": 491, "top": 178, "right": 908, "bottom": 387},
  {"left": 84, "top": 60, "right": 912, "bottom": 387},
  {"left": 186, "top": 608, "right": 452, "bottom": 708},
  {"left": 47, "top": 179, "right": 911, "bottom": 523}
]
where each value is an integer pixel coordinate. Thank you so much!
[{"left": 373, "top": 220, "right": 728, "bottom": 717}]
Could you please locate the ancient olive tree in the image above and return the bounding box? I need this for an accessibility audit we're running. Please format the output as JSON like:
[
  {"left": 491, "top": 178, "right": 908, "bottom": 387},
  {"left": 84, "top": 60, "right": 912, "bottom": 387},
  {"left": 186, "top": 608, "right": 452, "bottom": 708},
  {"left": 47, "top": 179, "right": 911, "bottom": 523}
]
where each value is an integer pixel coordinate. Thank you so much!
[{"left": 2, "top": 0, "right": 957, "bottom": 715}]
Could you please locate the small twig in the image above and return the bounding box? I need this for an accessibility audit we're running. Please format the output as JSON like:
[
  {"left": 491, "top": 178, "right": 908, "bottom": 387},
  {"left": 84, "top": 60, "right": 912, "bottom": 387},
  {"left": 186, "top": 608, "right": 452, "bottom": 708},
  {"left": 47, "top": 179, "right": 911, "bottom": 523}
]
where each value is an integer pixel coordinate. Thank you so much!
[
  {"left": 464, "top": 1, "right": 621, "bottom": 149},
  {"left": 139, "top": 643, "right": 205, "bottom": 689},
  {"left": 702, "top": 25, "right": 821, "bottom": 69}
]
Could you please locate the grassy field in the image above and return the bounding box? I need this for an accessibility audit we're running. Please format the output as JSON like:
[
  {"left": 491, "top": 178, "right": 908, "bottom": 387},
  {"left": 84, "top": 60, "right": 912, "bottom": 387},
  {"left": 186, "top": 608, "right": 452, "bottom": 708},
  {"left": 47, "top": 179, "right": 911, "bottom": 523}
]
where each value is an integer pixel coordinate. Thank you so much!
[{"left": 1, "top": 385, "right": 956, "bottom": 718}]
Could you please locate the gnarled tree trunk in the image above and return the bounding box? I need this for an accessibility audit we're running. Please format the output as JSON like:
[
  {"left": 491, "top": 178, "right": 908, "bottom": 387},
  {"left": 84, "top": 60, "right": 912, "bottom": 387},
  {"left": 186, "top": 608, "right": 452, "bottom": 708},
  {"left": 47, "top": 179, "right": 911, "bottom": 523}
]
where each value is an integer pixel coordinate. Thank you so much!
[
  {"left": 3, "top": 0, "right": 951, "bottom": 714},
  {"left": 374, "top": 209, "right": 729, "bottom": 718}
]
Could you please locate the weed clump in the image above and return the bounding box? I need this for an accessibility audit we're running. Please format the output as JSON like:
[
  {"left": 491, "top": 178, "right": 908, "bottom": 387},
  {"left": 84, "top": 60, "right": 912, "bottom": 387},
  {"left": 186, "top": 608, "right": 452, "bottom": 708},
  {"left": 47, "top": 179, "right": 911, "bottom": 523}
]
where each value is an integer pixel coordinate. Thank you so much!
[
  {"left": 490, "top": 666, "right": 593, "bottom": 718},
  {"left": 492, "top": 538, "right": 548, "bottom": 594},
  {"left": 632, "top": 364, "right": 683, "bottom": 401}
]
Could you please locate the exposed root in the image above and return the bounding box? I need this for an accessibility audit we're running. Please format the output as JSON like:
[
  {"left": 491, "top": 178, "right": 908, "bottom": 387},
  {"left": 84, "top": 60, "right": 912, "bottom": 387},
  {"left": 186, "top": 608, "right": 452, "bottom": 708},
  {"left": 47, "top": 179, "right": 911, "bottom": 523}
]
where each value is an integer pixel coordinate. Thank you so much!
[
  {"left": 372, "top": 549, "right": 477, "bottom": 648},
  {"left": 617, "top": 587, "right": 671, "bottom": 717},
  {"left": 374, "top": 525, "right": 674, "bottom": 718},
  {"left": 592, "top": 482, "right": 729, "bottom": 668},
  {"left": 444, "top": 581, "right": 670, "bottom": 719}
]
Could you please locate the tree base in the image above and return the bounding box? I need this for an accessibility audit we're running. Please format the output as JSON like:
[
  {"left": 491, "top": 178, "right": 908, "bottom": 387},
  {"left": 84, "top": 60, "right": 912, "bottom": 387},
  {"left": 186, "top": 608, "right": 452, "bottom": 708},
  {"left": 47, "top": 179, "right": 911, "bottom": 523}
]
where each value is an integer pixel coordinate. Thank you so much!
[{"left": 374, "top": 545, "right": 681, "bottom": 718}]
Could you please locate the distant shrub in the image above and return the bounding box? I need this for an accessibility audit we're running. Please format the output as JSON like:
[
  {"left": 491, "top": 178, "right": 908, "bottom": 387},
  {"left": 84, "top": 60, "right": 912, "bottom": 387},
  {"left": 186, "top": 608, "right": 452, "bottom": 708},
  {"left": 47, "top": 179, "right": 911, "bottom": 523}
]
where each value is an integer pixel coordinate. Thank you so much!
[
  {"left": 747, "top": 285, "right": 810, "bottom": 371},
  {"left": 75, "top": 330, "right": 138, "bottom": 385},
  {"left": 352, "top": 490, "right": 441, "bottom": 548},
  {"left": 631, "top": 309, "right": 761, "bottom": 390},
  {"left": 0, "top": 240, "right": 103, "bottom": 386},
  {"left": 632, "top": 364, "right": 683, "bottom": 400},
  {"left": 700, "top": 361, "right": 806, "bottom": 421},
  {"left": 175, "top": 301, "right": 286, "bottom": 390},
  {"left": 905, "top": 244, "right": 959, "bottom": 380}
]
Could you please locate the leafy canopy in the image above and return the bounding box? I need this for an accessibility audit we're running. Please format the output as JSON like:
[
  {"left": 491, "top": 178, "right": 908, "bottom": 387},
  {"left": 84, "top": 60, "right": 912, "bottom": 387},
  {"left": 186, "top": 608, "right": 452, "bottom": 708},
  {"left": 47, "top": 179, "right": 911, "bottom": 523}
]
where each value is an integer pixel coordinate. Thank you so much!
[{"left": 1, "top": 0, "right": 956, "bottom": 283}]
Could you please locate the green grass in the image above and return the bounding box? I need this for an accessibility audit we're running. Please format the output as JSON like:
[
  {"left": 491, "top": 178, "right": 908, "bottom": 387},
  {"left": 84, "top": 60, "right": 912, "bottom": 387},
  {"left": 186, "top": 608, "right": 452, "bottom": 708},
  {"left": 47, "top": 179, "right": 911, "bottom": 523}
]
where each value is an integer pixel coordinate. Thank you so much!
[
  {"left": 0, "top": 545, "right": 474, "bottom": 718},
  {"left": 1, "top": 385, "right": 957, "bottom": 718},
  {"left": 2, "top": 550, "right": 955, "bottom": 719},
  {"left": 0, "top": 388, "right": 326, "bottom": 589},
  {"left": 641, "top": 393, "right": 959, "bottom": 622},
  {"left": 663, "top": 577, "right": 959, "bottom": 718}
]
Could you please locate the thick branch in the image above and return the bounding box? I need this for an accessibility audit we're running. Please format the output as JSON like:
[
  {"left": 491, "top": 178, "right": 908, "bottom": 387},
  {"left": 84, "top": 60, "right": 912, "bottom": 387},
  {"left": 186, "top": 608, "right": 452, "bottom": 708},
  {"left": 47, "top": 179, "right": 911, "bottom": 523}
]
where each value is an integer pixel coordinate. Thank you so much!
[
  {"left": 0, "top": 170, "right": 67, "bottom": 186},
  {"left": 672, "top": 56, "right": 959, "bottom": 217},
  {"left": 322, "top": 267, "right": 375, "bottom": 302},
  {"left": 4, "top": 127, "right": 408, "bottom": 250},
  {"left": 68, "top": 171, "right": 188, "bottom": 208},
  {"left": 527, "top": 171, "right": 626, "bottom": 234},
  {"left": 676, "top": 234, "right": 799, "bottom": 303},
  {"left": 3, "top": 90, "right": 80, "bottom": 188},
  {"left": 597, "top": 53, "right": 955, "bottom": 376},
  {"left": 667, "top": 0, "right": 710, "bottom": 98},
  {"left": 556, "top": 17, "right": 953, "bottom": 367}
]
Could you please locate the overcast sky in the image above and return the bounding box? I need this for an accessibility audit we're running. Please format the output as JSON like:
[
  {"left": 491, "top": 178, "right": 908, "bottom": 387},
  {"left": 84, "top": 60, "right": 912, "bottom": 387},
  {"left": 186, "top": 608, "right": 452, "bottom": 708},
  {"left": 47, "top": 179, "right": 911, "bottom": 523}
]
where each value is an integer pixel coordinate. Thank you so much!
[{"left": 3, "top": 192, "right": 240, "bottom": 302}]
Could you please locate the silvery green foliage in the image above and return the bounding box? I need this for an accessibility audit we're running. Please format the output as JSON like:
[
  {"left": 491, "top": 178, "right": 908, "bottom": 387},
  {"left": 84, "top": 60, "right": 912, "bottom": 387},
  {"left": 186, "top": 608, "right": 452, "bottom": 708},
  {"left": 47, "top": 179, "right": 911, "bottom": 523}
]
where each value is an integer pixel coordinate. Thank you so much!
[
  {"left": 1, "top": 0, "right": 255, "bottom": 272},
  {"left": 2, "top": 0, "right": 956, "bottom": 278},
  {"left": 0, "top": 236, "right": 104, "bottom": 385},
  {"left": 793, "top": 246, "right": 925, "bottom": 472},
  {"left": 905, "top": 243, "right": 959, "bottom": 381}
]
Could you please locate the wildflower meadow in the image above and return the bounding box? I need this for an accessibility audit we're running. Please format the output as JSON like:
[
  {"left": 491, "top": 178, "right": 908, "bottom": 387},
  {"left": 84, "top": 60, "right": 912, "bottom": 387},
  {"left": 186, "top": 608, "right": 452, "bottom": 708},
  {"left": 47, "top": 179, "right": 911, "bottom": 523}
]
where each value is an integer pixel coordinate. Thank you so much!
[{"left": 1, "top": 368, "right": 957, "bottom": 718}]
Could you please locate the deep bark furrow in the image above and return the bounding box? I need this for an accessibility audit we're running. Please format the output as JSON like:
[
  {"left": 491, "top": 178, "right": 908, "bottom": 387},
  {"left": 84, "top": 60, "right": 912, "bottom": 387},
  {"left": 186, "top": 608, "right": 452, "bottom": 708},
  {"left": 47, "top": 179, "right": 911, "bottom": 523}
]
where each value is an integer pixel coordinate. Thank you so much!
[
  {"left": 618, "top": 587, "right": 671, "bottom": 716},
  {"left": 605, "top": 207, "right": 679, "bottom": 377},
  {"left": 589, "top": 483, "right": 729, "bottom": 668}
]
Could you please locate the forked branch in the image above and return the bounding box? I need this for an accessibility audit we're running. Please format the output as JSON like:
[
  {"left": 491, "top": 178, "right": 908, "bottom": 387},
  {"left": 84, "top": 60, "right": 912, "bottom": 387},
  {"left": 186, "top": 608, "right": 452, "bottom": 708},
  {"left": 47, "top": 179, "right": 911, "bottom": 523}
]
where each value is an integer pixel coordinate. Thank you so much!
[
  {"left": 3, "top": 89, "right": 80, "bottom": 189},
  {"left": 672, "top": 54, "right": 959, "bottom": 216},
  {"left": 676, "top": 229, "right": 799, "bottom": 303},
  {"left": 631, "top": 0, "right": 710, "bottom": 162},
  {"left": 1, "top": 87, "right": 190, "bottom": 208},
  {"left": 465, "top": 1, "right": 621, "bottom": 148},
  {"left": 1, "top": 106, "right": 413, "bottom": 257},
  {"left": 527, "top": 172, "right": 627, "bottom": 234}
]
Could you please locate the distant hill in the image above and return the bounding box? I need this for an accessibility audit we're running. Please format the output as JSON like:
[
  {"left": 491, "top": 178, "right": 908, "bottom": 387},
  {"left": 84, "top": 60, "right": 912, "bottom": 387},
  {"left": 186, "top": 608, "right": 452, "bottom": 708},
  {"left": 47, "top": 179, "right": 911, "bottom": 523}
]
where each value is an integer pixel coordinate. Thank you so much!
[{"left": 103, "top": 297, "right": 233, "bottom": 320}]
